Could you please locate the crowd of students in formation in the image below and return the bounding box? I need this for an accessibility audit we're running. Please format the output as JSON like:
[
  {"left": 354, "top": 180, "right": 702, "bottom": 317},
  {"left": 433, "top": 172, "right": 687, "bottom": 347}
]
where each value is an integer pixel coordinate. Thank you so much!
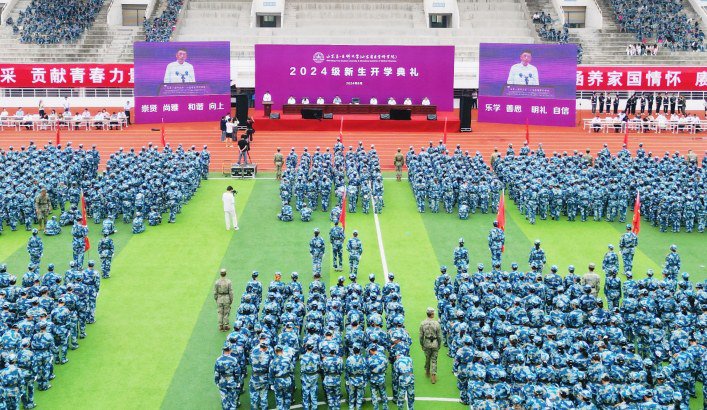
[
  {"left": 436, "top": 237, "right": 706, "bottom": 409},
  {"left": 0, "top": 140, "right": 208, "bottom": 408},
  {"left": 276, "top": 140, "right": 385, "bottom": 222},
  {"left": 495, "top": 143, "right": 705, "bottom": 232},
  {"left": 214, "top": 270, "right": 416, "bottom": 410}
]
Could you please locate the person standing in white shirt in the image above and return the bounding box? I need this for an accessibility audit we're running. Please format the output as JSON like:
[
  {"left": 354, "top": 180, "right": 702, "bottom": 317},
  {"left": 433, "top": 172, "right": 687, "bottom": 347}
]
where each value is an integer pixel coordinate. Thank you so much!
[
  {"left": 62, "top": 97, "right": 70, "bottom": 113},
  {"left": 222, "top": 186, "right": 238, "bottom": 231},
  {"left": 124, "top": 100, "right": 131, "bottom": 125}
]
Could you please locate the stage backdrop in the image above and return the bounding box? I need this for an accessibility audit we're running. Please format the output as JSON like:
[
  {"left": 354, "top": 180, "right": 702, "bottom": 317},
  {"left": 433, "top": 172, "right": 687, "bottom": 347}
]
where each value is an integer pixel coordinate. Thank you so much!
[
  {"left": 134, "top": 41, "right": 231, "bottom": 123},
  {"left": 254, "top": 45, "right": 455, "bottom": 111},
  {"left": 478, "top": 43, "right": 577, "bottom": 127}
]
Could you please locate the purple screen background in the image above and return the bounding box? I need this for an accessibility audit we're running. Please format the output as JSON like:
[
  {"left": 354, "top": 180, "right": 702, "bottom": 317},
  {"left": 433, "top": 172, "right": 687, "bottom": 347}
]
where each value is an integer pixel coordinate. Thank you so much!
[
  {"left": 478, "top": 43, "right": 577, "bottom": 127},
  {"left": 134, "top": 41, "right": 230, "bottom": 123},
  {"left": 255, "top": 45, "right": 455, "bottom": 111}
]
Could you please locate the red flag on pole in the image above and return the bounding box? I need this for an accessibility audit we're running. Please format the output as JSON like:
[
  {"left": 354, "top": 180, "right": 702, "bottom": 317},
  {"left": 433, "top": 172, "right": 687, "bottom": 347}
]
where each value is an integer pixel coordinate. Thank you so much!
[
  {"left": 80, "top": 192, "right": 91, "bottom": 251},
  {"left": 339, "top": 116, "right": 344, "bottom": 142},
  {"left": 623, "top": 125, "right": 629, "bottom": 146},
  {"left": 55, "top": 127, "right": 60, "bottom": 146},
  {"left": 632, "top": 191, "right": 641, "bottom": 235},
  {"left": 496, "top": 190, "right": 506, "bottom": 252},
  {"left": 443, "top": 117, "right": 448, "bottom": 145},
  {"left": 161, "top": 119, "right": 167, "bottom": 147},
  {"left": 525, "top": 118, "right": 530, "bottom": 145},
  {"left": 339, "top": 193, "right": 347, "bottom": 230}
]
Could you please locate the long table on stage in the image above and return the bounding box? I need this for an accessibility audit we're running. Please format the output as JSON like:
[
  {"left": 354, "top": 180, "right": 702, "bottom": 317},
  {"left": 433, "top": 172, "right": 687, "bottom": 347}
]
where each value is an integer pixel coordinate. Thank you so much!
[{"left": 282, "top": 104, "right": 437, "bottom": 115}]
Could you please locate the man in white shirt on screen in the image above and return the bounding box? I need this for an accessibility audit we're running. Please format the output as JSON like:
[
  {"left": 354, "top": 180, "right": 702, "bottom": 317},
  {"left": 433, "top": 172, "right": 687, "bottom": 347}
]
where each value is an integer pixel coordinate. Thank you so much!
[
  {"left": 164, "top": 48, "right": 196, "bottom": 83},
  {"left": 369, "top": 97, "right": 378, "bottom": 105},
  {"left": 403, "top": 98, "right": 413, "bottom": 106},
  {"left": 301, "top": 97, "right": 310, "bottom": 104},
  {"left": 388, "top": 97, "right": 397, "bottom": 105},
  {"left": 222, "top": 186, "right": 238, "bottom": 231},
  {"left": 333, "top": 95, "right": 342, "bottom": 105},
  {"left": 316, "top": 96, "right": 325, "bottom": 105},
  {"left": 507, "top": 49, "right": 540, "bottom": 86},
  {"left": 421, "top": 97, "right": 431, "bottom": 106},
  {"left": 262, "top": 91, "right": 272, "bottom": 103},
  {"left": 287, "top": 96, "right": 296, "bottom": 105}
]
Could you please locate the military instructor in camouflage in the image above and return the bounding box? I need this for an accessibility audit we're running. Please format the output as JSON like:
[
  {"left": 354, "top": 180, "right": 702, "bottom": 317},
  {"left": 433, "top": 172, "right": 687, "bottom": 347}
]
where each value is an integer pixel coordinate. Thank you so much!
[
  {"left": 419, "top": 307, "right": 442, "bottom": 384},
  {"left": 394, "top": 148, "right": 405, "bottom": 182},
  {"left": 213, "top": 269, "right": 234, "bottom": 332}
]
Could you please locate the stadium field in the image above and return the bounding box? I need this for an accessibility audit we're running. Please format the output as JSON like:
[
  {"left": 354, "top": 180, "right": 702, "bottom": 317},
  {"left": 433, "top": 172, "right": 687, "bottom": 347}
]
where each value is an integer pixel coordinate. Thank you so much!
[{"left": 0, "top": 173, "right": 704, "bottom": 410}]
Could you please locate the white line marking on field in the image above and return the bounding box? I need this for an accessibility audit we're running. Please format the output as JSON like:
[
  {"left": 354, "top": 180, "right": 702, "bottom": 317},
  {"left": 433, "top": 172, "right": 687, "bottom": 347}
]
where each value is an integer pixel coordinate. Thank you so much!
[
  {"left": 369, "top": 186, "right": 389, "bottom": 278},
  {"left": 209, "top": 177, "right": 407, "bottom": 181},
  {"left": 275, "top": 396, "right": 460, "bottom": 409}
]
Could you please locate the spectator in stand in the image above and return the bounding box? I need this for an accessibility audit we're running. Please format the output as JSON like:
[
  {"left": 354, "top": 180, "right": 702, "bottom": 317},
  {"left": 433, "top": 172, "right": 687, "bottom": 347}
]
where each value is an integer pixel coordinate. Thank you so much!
[
  {"left": 15, "top": 0, "right": 104, "bottom": 44},
  {"left": 611, "top": 0, "right": 705, "bottom": 52},
  {"left": 144, "top": 0, "right": 184, "bottom": 42}
]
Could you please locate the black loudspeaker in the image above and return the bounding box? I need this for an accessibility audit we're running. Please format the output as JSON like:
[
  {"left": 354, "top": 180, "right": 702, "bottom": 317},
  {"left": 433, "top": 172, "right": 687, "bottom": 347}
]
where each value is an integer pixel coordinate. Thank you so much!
[
  {"left": 459, "top": 96, "right": 472, "bottom": 131},
  {"left": 269, "top": 113, "right": 280, "bottom": 119},
  {"left": 427, "top": 114, "right": 437, "bottom": 121},
  {"left": 390, "top": 109, "right": 412, "bottom": 120},
  {"left": 322, "top": 113, "right": 334, "bottom": 119},
  {"left": 380, "top": 114, "right": 390, "bottom": 120},
  {"left": 301, "top": 108, "right": 323, "bottom": 119},
  {"left": 235, "top": 94, "right": 249, "bottom": 125}
]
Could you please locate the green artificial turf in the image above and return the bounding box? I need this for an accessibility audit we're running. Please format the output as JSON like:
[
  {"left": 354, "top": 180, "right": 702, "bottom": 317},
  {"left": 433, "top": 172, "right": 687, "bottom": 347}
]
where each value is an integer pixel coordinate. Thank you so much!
[{"left": 0, "top": 175, "right": 704, "bottom": 409}]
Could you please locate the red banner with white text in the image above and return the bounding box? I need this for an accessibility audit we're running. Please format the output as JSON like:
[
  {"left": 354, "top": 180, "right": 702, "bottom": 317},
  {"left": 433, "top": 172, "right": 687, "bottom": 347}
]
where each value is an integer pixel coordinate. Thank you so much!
[
  {"left": 0, "top": 64, "right": 134, "bottom": 88},
  {"left": 576, "top": 66, "right": 707, "bottom": 91},
  {"left": 1, "top": 64, "right": 706, "bottom": 91}
]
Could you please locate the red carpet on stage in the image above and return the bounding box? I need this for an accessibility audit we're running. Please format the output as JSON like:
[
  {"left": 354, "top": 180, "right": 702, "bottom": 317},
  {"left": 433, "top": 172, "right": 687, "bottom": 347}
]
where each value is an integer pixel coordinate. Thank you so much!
[{"left": 254, "top": 110, "right": 460, "bottom": 133}]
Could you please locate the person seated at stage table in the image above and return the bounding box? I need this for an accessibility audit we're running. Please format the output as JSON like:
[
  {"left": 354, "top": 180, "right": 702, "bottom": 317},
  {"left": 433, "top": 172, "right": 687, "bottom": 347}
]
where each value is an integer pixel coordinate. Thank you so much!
[
  {"left": 612, "top": 115, "right": 622, "bottom": 133},
  {"left": 109, "top": 112, "right": 121, "bottom": 130},
  {"left": 403, "top": 98, "right": 412, "bottom": 106},
  {"left": 333, "top": 95, "right": 342, "bottom": 104},
  {"left": 262, "top": 91, "right": 272, "bottom": 103},
  {"left": 48, "top": 109, "right": 58, "bottom": 122},
  {"left": 117, "top": 110, "right": 127, "bottom": 125},
  {"left": 82, "top": 108, "right": 92, "bottom": 120},
  {"left": 421, "top": 97, "right": 431, "bottom": 106},
  {"left": 15, "top": 107, "right": 24, "bottom": 118},
  {"left": 656, "top": 113, "right": 667, "bottom": 130},
  {"left": 369, "top": 97, "right": 378, "bottom": 105},
  {"left": 0, "top": 108, "right": 8, "bottom": 119},
  {"left": 21, "top": 113, "right": 33, "bottom": 129},
  {"left": 93, "top": 111, "right": 106, "bottom": 129},
  {"left": 287, "top": 96, "right": 296, "bottom": 105},
  {"left": 388, "top": 97, "right": 397, "bottom": 105},
  {"left": 316, "top": 96, "right": 325, "bottom": 105},
  {"left": 301, "top": 97, "right": 310, "bottom": 104},
  {"left": 591, "top": 114, "right": 601, "bottom": 132}
]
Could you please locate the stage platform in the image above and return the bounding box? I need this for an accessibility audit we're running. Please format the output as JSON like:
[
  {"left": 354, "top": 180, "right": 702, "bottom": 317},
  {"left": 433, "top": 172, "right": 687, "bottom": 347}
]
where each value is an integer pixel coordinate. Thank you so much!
[{"left": 253, "top": 110, "right": 460, "bottom": 133}]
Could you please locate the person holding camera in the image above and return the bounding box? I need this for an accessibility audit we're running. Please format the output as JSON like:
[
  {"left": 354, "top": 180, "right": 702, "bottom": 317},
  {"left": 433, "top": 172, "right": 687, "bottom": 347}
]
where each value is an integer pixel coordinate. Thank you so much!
[{"left": 222, "top": 186, "right": 239, "bottom": 231}]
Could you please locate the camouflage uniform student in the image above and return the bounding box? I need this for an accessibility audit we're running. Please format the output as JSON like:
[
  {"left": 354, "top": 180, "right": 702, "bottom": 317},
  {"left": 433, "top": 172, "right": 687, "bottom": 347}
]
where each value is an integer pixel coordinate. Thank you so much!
[
  {"left": 419, "top": 307, "right": 442, "bottom": 383},
  {"left": 214, "top": 269, "right": 233, "bottom": 332}
]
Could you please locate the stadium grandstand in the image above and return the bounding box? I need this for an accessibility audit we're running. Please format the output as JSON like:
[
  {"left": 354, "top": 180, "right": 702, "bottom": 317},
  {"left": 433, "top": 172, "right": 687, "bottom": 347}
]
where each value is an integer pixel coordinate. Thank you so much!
[{"left": 0, "top": 0, "right": 705, "bottom": 409}]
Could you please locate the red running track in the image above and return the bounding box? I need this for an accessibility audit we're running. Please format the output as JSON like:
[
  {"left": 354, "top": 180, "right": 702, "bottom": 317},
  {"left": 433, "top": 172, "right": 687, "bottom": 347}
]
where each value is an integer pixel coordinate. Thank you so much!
[{"left": 0, "top": 112, "right": 705, "bottom": 172}]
